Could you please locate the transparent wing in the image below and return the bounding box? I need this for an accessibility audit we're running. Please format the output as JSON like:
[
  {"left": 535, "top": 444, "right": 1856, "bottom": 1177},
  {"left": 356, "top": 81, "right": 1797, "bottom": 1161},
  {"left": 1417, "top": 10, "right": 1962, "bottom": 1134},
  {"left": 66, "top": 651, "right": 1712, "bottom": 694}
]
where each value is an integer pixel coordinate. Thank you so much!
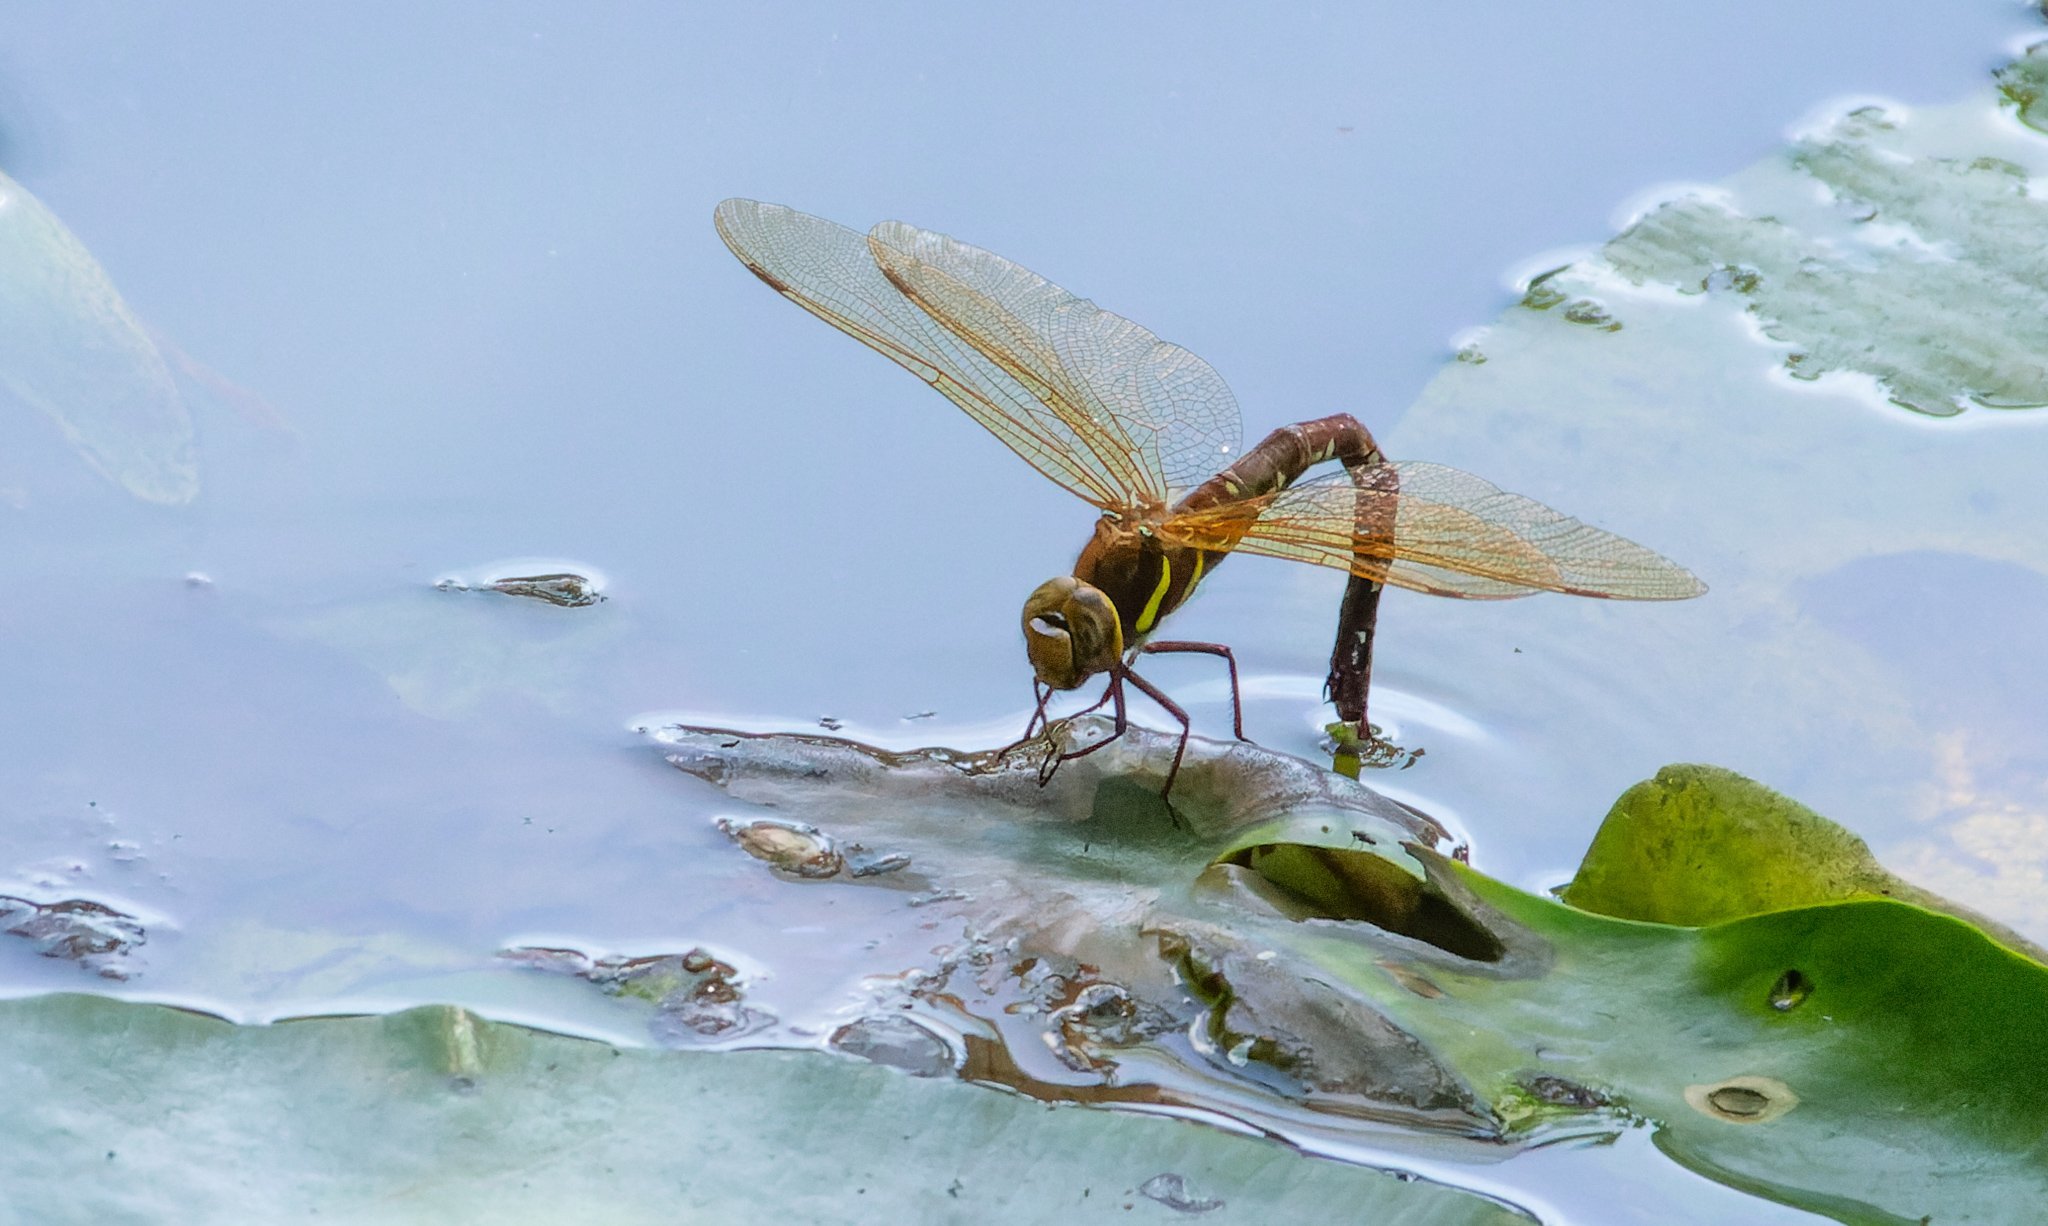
[
  {"left": 714, "top": 198, "right": 1126, "bottom": 509},
  {"left": 868, "top": 220, "right": 1242, "bottom": 505},
  {"left": 1161, "top": 462, "right": 1707, "bottom": 601}
]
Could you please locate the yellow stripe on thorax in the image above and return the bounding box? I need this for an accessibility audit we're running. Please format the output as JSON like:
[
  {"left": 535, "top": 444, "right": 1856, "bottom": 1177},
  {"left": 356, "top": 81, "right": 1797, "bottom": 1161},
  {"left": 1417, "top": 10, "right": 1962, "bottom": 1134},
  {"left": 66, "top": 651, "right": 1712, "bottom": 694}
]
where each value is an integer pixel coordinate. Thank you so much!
[{"left": 1134, "top": 555, "right": 1173, "bottom": 633}]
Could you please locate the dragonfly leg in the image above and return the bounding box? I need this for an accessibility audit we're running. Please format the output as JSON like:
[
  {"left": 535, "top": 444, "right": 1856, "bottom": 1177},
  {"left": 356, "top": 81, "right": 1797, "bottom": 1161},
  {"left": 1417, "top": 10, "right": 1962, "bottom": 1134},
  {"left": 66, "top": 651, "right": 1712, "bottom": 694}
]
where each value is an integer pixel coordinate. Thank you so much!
[
  {"left": 1137, "top": 640, "right": 1246, "bottom": 741},
  {"left": 1003, "top": 673, "right": 1128, "bottom": 781},
  {"left": 1022, "top": 680, "right": 1055, "bottom": 740},
  {"left": 1039, "top": 671, "right": 1129, "bottom": 784},
  {"left": 1118, "top": 665, "right": 1192, "bottom": 806},
  {"left": 1069, "top": 677, "right": 1121, "bottom": 721},
  {"left": 996, "top": 680, "right": 1059, "bottom": 767}
]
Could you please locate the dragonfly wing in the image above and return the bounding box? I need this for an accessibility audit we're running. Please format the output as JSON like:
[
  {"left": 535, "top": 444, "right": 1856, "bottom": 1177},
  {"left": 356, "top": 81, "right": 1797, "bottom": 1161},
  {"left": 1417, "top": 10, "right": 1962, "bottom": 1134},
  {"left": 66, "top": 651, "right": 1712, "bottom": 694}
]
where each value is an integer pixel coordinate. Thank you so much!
[
  {"left": 1162, "top": 462, "right": 1707, "bottom": 600},
  {"left": 715, "top": 199, "right": 1125, "bottom": 509},
  {"left": 868, "top": 220, "right": 1242, "bottom": 505}
]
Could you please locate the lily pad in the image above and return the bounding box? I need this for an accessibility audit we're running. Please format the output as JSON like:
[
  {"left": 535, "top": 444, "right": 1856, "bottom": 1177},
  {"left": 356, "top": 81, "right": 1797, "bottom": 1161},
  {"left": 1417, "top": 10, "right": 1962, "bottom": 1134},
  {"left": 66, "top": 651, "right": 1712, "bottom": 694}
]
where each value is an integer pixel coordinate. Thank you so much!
[
  {"left": 634, "top": 722, "right": 2048, "bottom": 1222},
  {"left": 0, "top": 993, "right": 1525, "bottom": 1224},
  {"left": 1563, "top": 763, "right": 2048, "bottom": 961},
  {"left": 1379, "top": 45, "right": 2048, "bottom": 954},
  {"left": 0, "top": 170, "right": 195, "bottom": 503}
]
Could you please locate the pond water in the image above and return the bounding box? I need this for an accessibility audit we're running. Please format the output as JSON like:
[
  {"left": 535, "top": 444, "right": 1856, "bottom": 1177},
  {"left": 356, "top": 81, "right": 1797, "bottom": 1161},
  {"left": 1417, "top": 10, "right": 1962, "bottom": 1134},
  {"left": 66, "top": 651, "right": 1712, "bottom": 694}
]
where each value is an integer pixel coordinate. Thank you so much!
[{"left": 3, "top": 4, "right": 2044, "bottom": 1222}]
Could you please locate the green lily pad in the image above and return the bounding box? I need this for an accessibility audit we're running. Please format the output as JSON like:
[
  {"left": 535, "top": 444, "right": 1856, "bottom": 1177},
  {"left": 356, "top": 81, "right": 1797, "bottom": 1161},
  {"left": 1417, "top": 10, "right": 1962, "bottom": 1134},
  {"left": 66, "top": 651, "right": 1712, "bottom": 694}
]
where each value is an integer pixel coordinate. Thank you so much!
[
  {"left": 1562, "top": 763, "right": 1892, "bottom": 925},
  {"left": 1255, "top": 859, "right": 2048, "bottom": 1225},
  {"left": 0, "top": 993, "right": 1524, "bottom": 1224},
  {"left": 1563, "top": 764, "right": 2048, "bottom": 962},
  {"left": 0, "top": 170, "right": 196, "bottom": 504}
]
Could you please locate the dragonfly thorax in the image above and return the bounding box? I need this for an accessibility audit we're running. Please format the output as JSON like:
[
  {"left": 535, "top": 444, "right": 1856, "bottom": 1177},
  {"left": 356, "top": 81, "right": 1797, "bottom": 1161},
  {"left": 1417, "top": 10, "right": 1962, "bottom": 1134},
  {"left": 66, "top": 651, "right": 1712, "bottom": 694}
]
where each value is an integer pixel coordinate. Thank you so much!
[{"left": 1022, "top": 576, "right": 1125, "bottom": 690}]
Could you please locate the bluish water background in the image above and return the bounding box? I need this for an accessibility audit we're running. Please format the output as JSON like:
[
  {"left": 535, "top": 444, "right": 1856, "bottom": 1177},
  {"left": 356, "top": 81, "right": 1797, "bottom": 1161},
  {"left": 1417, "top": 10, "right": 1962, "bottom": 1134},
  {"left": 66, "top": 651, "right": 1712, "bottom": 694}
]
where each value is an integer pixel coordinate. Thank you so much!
[{"left": 1, "top": 4, "right": 2041, "bottom": 1221}]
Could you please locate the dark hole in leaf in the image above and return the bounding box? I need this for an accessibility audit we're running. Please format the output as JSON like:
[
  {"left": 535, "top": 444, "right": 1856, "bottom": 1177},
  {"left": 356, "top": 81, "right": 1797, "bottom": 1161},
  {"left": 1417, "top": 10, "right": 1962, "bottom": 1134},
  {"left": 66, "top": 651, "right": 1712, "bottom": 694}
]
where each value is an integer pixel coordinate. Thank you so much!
[
  {"left": 1707, "top": 1085, "right": 1771, "bottom": 1118},
  {"left": 1222, "top": 843, "right": 1505, "bottom": 962},
  {"left": 1768, "top": 968, "right": 1812, "bottom": 1012}
]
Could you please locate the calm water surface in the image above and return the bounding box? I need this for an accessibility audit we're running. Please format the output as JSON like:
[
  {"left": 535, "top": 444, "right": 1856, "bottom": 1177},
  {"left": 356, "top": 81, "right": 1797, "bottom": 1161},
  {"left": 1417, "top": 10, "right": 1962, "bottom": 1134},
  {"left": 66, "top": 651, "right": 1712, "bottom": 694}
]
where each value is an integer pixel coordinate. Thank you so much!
[{"left": 1, "top": 5, "right": 2041, "bottom": 1222}]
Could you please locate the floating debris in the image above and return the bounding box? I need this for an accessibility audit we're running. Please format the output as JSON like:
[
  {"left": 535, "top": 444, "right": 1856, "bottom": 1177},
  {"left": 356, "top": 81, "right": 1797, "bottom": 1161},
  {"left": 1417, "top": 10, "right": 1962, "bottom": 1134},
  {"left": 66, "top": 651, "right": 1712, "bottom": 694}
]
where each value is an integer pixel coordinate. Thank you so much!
[
  {"left": 1561, "top": 298, "right": 1622, "bottom": 331},
  {"left": 502, "top": 944, "right": 773, "bottom": 1044},
  {"left": 906, "top": 888, "right": 968, "bottom": 908},
  {"left": 433, "top": 560, "right": 608, "bottom": 607},
  {"left": 1521, "top": 1075, "right": 1611, "bottom": 1111},
  {"left": 844, "top": 843, "right": 911, "bottom": 878},
  {"left": 716, "top": 817, "right": 844, "bottom": 879},
  {"left": 0, "top": 895, "right": 145, "bottom": 979}
]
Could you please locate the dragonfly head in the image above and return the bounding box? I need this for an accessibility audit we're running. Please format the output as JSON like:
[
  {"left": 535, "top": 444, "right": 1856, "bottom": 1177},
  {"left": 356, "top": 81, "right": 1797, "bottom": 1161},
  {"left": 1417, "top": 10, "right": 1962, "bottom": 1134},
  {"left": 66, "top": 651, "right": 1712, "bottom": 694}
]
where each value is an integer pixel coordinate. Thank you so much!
[{"left": 1022, "top": 576, "right": 1125, "bottom": 690}]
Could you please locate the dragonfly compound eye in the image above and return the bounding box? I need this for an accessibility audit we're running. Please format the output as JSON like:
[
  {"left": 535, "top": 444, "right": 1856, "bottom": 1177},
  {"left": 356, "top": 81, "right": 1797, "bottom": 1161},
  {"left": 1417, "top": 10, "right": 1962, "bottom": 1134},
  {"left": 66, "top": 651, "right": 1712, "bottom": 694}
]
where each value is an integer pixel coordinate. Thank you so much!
[{"left": 1022, "top": 577, "right": 1125, "bottom": 690}]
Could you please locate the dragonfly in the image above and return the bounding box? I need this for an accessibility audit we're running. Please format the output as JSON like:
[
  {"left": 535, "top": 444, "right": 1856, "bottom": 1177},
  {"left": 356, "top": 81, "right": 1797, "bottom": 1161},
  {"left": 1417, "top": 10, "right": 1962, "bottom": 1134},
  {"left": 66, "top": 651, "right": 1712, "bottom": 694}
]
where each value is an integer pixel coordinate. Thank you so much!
[{"left": 714, "top": 199, "right": 1705, "bottom": 795}]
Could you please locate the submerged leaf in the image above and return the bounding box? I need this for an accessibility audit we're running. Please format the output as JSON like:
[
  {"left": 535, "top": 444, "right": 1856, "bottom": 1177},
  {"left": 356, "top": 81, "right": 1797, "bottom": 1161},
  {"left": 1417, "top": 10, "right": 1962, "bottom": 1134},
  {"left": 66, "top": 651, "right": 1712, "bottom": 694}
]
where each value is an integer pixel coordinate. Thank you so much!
[
  {"left": 1602, "top": 102, "right": 2048, "bottom": 417},
  {"left": 0, "top": 994, "right": 1526, "bottom": 1224}
]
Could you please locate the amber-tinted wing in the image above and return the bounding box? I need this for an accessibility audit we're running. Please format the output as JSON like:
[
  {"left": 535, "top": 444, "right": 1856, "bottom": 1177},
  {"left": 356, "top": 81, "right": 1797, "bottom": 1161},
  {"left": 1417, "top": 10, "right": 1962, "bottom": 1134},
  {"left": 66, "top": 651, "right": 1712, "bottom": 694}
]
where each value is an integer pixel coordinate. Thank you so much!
[
  {"left": 867, "top": 220, "right": 1242, "bottom": 505},
  {"left": 715, "top": 199, "right": 1129, "bottom": 510},
  {"left": 1161, "top": 462, "right": 1707, "bottom": 600}
]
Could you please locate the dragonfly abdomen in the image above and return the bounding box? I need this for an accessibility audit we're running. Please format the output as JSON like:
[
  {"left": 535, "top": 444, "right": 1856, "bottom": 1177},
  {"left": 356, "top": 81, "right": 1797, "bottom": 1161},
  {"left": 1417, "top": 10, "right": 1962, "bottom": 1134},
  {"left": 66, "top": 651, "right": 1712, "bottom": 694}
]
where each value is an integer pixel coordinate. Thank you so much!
[{"left": 1175, "top": 413, "right": 1387, "bottom": 516}]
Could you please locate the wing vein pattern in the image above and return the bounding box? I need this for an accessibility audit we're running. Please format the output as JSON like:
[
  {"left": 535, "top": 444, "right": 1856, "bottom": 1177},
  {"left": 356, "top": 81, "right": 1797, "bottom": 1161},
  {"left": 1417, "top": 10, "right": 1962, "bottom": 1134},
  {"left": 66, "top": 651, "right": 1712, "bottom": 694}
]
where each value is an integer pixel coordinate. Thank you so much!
[
  {"left": 715, "top": 199, "right": 1125, "bottom": 508},
  {"left": 1162, "top": 463, "right": 1706, "bottom": 600}
]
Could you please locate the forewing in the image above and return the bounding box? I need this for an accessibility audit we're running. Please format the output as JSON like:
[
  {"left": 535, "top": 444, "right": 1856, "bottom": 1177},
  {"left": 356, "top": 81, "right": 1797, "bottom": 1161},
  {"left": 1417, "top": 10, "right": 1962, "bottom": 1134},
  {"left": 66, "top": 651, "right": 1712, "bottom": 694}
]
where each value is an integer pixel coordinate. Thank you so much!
[
  {"left": 714, "top": 199, "right": 1124, "bottom": 508},
  {"left": 868, "top": 220, "right": 1242, "bottom": 505},
  {"left": 1162, "top": 462, "right": 1707, "bottom": 600}
]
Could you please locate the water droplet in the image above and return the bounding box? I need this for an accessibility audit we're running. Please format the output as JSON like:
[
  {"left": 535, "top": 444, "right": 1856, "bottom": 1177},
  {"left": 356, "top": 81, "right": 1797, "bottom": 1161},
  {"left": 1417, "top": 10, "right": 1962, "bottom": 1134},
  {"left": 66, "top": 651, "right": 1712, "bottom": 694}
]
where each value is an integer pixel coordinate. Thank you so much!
[
  {"left": 1045, "top": 982, "right": 1173, "bottom": 1071},
  {"left": 830, "top": 1015, "right": 954, "bottom": 1077},
  {"left": 1138, "top": 1173, "right": 1224, "bottom": 1215},
  {"left": 1768, "top": 968, "right": 1812, "bottom": 1012}
]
